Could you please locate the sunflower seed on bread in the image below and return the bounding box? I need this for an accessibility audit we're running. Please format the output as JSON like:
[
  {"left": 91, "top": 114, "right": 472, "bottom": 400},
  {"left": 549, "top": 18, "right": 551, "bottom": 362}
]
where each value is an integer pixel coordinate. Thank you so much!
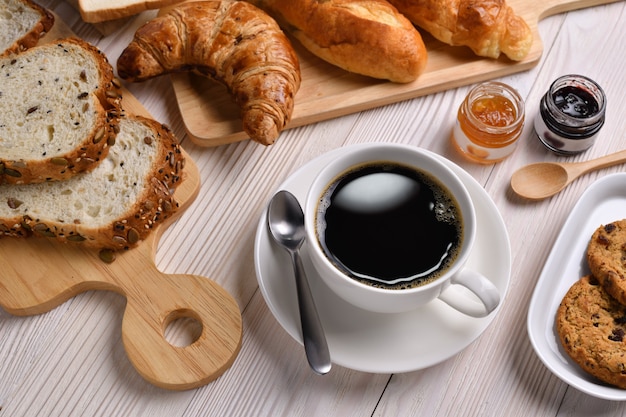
[
  {"left": 0, "top": 115, "right": 184, "bottom": 252},
  {"left": 0, "top": 37, "right": 121, "bottom": 184},
  {"left": 0, "top": 0, "right": 54, "bottom": 56}
]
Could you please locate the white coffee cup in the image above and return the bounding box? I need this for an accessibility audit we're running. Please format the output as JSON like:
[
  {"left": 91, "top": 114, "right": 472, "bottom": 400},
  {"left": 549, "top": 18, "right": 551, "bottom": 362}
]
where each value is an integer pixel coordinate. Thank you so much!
[{"left": 303, "top": 143, "right": 500, "bottom": 317}]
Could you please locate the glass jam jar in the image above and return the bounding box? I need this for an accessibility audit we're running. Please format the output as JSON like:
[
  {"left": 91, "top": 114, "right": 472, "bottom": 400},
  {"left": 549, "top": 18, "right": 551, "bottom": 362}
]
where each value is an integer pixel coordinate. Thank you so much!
[
  {"left": 534, "top": 74, "right": 606, "bottom": 155},
  {"left": 452, "top": 81, "right": 525, "bottom": 164}
]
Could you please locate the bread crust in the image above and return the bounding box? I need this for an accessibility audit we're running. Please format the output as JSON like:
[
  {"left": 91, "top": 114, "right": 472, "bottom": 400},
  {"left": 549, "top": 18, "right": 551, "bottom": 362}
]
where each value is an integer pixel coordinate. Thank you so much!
[
  {"left": 388, "top": 0, "right": 532, "bottom": 61},
  {"left": 0, "top": 0, "right": 55, "bottom": 56},
  {"left": 0, "top": 37, "right": 122, "bottom": 185},
  {"left": 77, "top": 0, "right": 182, "bottom": 23},
  {"left": 247, "top": 0, "right": 427, "bottom": 83},
  {"left": 0, "top": 115, "right": 183, "bottom": 253},
  {"left": 117, "top": 1, "right": 301, "bottom": 145}
]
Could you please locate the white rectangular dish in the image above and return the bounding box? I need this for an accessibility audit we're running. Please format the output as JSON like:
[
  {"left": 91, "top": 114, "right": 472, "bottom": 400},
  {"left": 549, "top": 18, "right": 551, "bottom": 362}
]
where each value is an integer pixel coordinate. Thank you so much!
[{"left": 528, "top": 173, "right": 626, "bottom": 400}]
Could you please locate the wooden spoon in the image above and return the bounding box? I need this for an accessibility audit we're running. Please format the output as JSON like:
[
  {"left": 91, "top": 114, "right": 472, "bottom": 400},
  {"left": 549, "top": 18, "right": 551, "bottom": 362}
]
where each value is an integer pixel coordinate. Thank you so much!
[{"left": 511, "top": 149, "right": 626, "bottom": 200}]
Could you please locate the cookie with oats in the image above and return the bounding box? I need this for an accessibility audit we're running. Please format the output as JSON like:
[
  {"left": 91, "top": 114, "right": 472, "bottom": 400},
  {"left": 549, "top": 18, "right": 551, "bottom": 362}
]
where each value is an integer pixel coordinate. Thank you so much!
[
  {"left": 556, "top": 275, "right": 626, "bottom": 389},
  {"left": 587, "top": 220, "right": 626, "bottom": 306}
]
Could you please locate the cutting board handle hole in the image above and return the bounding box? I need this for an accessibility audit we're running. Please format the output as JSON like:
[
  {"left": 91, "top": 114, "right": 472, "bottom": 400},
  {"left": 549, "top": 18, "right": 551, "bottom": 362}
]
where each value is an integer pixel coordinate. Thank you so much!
[{"left": 163, "top": 309, "right": 203, "bottom": 348}]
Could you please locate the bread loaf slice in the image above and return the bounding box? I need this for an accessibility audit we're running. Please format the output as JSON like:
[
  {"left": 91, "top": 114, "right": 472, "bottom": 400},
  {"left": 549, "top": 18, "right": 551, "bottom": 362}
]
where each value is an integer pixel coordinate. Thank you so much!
[
  {"left": 76, "top": 0, "right": 182, "bottom": 23},
  {"left": 0, "top": 37, "right": 122, "bottom": 185},
  {"left": 0, "top": 115, "right": 184, "bottom": 254},
  {"left": 0, "top": 0, "right": 54, "bottom": 56}
]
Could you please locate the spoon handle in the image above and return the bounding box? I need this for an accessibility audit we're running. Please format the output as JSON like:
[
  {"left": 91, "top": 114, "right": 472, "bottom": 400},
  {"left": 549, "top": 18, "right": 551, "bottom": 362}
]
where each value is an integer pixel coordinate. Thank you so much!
[
  {"left": 574, "top": 149, "right": 626, "bottom": 175},
  {"left": 291, "top": 250, "right": 332, "bottom": 375}
]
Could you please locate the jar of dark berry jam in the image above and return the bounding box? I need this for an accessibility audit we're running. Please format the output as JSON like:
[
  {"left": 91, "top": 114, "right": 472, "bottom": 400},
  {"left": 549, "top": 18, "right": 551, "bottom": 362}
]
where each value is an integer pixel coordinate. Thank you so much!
[{"left": 534, "top": 74, "right": 606, "bottom": 155}]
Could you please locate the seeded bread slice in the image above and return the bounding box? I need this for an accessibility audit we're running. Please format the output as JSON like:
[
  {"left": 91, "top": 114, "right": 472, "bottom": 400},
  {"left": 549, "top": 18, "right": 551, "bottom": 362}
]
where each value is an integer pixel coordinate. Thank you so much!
[
  {"left": 0, "top": 115, "right": 184, "bottom": 254},
  {"left": 0, "top": 37, "right": 121, "bottom": 185},
  {"left": 0, "top": 0, "right": 54, "bottom": 56}
]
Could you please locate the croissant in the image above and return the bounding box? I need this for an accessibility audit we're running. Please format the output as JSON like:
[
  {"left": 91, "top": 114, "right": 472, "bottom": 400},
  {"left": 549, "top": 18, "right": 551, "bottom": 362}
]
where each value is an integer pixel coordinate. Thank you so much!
[
  {"left": 387, "top": 0, "right": 532, "bottom": 61},
  {"left": 117, "top": 1, "right": 301, "bottom": 145},
  {"left": 246, "top": 0, "right": 428, "bottom": 83}
]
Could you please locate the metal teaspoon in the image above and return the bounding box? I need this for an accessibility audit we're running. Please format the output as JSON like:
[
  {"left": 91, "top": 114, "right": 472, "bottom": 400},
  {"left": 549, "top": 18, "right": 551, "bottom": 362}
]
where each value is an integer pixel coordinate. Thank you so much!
[
  {"left": 510, "top": 149, "right": 626, "bottom": 200},
  {"left": 267, "top": 190, "right": 331, "bottom": 375}
]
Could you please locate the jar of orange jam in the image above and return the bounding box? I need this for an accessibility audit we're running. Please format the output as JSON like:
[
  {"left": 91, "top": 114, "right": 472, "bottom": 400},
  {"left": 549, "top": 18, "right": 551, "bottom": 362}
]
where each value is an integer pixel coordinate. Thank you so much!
[{"left": 452, "top": 81, "right": 525, "bottom": 164}]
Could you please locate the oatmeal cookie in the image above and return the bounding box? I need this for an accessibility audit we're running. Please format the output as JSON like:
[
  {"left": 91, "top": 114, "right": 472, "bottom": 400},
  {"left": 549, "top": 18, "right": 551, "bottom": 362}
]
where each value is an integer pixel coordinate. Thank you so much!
[
  {"left": 587, "top": 220, "right": 626, "bottom": 305},
  {"left": 556, "top": 275, "right": 626, "bottom": 389}
]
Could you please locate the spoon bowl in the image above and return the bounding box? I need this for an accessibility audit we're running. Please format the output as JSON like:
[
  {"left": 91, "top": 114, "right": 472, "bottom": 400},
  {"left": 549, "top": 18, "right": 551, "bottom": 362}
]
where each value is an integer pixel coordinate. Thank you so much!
[
  {"left": 510, "top": 162, "right": 571, "bottom": 200},
  {"left": 267, "top": 190, "right": 331, "bottom": 375},
  {"left": 511, "top": 149, "right": 626, "bottom": 200}
]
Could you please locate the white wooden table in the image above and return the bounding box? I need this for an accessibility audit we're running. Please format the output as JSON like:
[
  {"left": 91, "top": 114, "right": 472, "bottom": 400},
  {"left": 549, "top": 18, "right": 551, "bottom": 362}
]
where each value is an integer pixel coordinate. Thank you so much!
[{"left": 1, "top": 1, "right": 625, "bottom": 415}]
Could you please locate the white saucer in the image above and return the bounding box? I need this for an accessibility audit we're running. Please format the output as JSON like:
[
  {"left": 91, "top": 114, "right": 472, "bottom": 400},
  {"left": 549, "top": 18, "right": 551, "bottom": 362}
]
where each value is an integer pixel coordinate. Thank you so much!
[{"left": 254, "top": 145, "right": 511, "bottom": 373}]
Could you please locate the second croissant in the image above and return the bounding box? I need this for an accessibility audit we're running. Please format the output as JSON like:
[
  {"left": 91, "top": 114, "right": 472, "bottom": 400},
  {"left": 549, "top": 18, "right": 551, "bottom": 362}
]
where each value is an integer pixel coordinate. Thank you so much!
[{"left": 388, "top": 0, "right": 533, "bottom": 61}]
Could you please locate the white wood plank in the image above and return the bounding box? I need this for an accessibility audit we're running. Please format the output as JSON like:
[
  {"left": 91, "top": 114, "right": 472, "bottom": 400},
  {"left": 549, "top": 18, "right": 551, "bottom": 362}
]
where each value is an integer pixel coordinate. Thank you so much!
[
  {"left": 372, "top": 3, "right": 626, "bottom": 416},
  {"left": 180, "top": 292, "right": 391, "bottom": 417},
  {"left": 1, "top": 1, "right": 625, "bottom": 416}
]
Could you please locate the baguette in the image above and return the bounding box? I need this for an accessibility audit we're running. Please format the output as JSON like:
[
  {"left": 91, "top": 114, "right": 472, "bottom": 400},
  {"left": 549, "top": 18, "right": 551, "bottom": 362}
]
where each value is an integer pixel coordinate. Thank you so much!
[
  {"left": 0, "top": 0, "right": 54, "bottom": 56},
  {"left": 0, "top": 37, "right": 122, "bottom": 184},
  {"left": 0, "top": 115, "right": 183, "bottom": 255},
  {"left": 117, "top": 1, "right": 301, "bottom": 145},
  {"left": 245, "top": 0, "right": 428, "bottom": 83},
  {"left": 387, "top": 0, "right": 532, "bottom": 61}
]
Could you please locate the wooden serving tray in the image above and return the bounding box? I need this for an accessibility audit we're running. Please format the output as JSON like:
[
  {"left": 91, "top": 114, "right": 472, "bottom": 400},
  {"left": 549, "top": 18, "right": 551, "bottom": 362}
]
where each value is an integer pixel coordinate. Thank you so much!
[
  {"left": 170, "top": 0, "right": 620, "bottom": 146},
  {"left": 0, "top": 17, "right": 242, "bottom": 390}
]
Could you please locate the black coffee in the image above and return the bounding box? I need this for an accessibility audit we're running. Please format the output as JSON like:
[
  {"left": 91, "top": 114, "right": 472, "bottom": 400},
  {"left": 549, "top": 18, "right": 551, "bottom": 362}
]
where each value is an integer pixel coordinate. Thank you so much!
[{"left": 316, "top": 162, "right": 463, "bottom": 290}]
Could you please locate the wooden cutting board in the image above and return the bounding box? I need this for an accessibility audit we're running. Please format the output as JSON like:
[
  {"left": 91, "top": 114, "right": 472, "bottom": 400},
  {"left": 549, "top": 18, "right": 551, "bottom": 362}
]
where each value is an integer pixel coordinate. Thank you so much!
[
  {"left": 170, "top": 0, "right": 620, "bottom": 146},
  {"left": 0, "top": 16, "right": 242, "bottom": 390}
]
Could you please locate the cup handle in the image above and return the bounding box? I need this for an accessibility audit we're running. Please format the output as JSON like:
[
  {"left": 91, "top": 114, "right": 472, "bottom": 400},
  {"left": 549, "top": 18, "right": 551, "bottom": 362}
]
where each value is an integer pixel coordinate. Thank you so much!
[{"left": 437, "top": 269, "right": 500, "bottom": 318}]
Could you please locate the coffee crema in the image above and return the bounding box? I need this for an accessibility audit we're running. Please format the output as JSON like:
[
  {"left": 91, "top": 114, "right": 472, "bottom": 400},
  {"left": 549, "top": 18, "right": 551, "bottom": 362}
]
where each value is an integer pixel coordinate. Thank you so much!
[{"left": 315, "top": 162, "right": 463, "bottom": 290}]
